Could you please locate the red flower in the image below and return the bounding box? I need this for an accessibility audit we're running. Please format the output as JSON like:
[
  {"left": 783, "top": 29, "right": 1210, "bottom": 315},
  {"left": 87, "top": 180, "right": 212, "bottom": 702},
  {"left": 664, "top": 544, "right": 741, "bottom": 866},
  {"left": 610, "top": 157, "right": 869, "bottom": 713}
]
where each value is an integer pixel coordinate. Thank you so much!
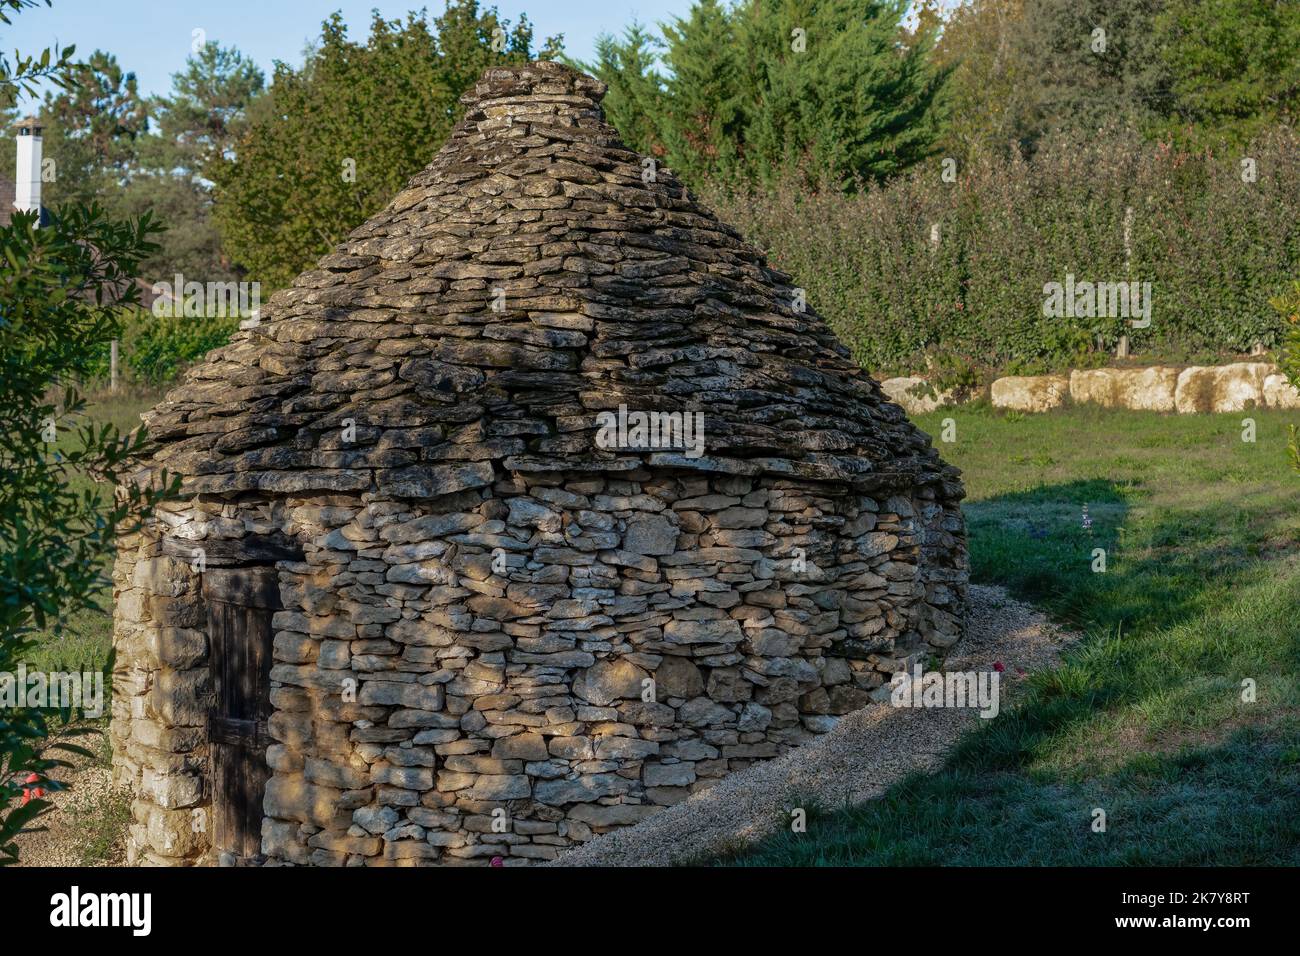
[
  {"left": 992, "top": 661, "right": 1006, "bottom": 673},
  {"left": 20, "top": 774, "right": 46, "bottom": 806}
]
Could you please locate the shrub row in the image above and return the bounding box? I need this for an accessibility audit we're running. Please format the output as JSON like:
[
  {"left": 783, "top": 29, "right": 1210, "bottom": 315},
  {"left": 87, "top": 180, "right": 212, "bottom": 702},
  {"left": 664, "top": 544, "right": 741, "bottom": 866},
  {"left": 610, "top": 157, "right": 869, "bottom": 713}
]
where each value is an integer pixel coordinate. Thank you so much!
[
  {"left": 704, "top": 127, "right": 1300, "bottom": 380},
  {"left": 85, "top": 309, "right": 240, "bottom": 387}
]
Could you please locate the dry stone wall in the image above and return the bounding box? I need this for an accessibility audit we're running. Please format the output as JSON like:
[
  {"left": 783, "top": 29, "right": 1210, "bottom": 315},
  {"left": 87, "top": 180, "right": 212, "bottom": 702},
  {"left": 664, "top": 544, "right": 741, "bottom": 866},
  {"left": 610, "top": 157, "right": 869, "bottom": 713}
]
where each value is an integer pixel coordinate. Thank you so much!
[
  {"left": 109, "top": 61, "right": 968, "bottom": 867},
  {"left": 110, "top": 464, "right": 964, "bottom": 866}
]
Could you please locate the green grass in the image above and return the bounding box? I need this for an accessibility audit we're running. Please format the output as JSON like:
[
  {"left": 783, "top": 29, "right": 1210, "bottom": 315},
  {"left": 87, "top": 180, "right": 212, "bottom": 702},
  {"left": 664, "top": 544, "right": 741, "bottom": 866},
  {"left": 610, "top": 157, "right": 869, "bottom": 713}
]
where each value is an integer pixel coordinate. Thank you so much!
[
  {"left": 719, "top": 403, "right": 1300, "bottom": 866},
  {"left": 23, "top": 388, "right": 160, "bottom": 675},
  {"left": 66, "top": 734, "right": 134, "bottom": 867}
]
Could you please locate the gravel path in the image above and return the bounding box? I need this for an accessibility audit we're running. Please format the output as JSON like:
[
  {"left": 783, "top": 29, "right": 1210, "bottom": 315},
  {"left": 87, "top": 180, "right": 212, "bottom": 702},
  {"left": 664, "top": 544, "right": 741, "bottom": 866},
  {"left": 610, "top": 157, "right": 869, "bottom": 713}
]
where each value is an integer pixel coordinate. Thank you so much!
[
  {"left": 12, "top": 751, "right": 127, "bottom": 867},
  {"left": 550, "top": 584, "right": 1076, "bottom": 867},
  {"left": 12, "top": 586, "right": 1071, "bottom": 868}
]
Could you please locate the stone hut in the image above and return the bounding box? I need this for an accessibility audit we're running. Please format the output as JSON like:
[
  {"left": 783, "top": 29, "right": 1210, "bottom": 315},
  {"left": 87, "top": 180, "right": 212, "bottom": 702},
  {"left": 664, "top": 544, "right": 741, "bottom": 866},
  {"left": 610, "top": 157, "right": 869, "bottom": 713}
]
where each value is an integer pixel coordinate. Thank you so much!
[{"left": 109, "top": 61, "right": 968, "bottom": 866}]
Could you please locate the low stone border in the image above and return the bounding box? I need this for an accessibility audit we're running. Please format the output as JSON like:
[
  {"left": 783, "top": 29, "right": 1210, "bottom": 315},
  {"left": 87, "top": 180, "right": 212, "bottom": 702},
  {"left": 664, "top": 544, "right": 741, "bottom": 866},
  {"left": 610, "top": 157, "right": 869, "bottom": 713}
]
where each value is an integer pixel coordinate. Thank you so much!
[{"left": 881, "top": 362, "right": 1300, "bottom": 415}]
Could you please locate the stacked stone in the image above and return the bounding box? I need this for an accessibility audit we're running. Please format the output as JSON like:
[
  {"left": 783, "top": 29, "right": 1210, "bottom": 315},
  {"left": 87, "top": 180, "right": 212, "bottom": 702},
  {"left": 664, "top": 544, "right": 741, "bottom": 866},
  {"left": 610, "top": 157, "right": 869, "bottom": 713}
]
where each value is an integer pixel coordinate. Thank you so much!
[{"left": 110, "top": 60, "right": 967, "bottom": 866}]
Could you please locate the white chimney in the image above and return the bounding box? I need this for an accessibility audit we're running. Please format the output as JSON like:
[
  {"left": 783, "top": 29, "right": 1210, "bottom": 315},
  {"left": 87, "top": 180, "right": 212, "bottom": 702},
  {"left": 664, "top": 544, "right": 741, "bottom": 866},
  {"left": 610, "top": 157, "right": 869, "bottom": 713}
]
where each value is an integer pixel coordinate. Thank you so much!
[{"left": 15, "top": 116, "right": 43, "bottom": 219}]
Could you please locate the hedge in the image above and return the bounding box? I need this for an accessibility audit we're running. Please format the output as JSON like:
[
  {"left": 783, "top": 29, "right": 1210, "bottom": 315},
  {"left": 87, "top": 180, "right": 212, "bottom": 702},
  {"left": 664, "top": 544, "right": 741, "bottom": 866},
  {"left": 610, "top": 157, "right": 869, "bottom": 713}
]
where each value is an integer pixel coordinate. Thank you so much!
[
  {"left": 704, "top": 127, "right": 1300, "bottom": 381},
  {"left": 86, "top": 308, "right": 240, "bottom": 387}
]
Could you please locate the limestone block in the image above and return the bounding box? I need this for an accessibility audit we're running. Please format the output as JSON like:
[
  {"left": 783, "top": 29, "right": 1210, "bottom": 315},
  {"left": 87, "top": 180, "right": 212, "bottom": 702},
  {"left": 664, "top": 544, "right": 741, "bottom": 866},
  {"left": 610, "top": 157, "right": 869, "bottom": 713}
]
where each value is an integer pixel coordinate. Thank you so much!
[
  {"left": 621, "top": 512, "right": 679, "bottom": 556},
  {"left": 990, "top": 375, "right": 1069, "bottom": 412},
  {"left": 148, "top": 667, "right": 209, "bottom": 727},
  {"left": 654, "top": 656, "right": 703, "bottom": 698},
  {"left": 1069, "top": 367, "right": 1179, "bottom": 412},
  {"left": 573, "top": 658, "right": 648, "bottom": 706},
  {"left": 132, "top": 556, "right": 195, "bottom": 597},
  {"left": 1263, "top": 372, "right": 1300, "bottom": 409},
  {"left": 263, "top": 774, "right": 342, "bottom": 828},
  {"left": 149, "top": 627, "right": 207, "bottom": 669},
  {"left": 879, "top": 376, "right": 952, "bottom": 414},
  {"left": 141, "top": 767, "right": 204, "bottom": 809},
  {"left": 145, "top": 804, "right": 207, "bottom": 858},
  {"left": 1175, "top": 363, "right": 1270, "bottom": 413}
]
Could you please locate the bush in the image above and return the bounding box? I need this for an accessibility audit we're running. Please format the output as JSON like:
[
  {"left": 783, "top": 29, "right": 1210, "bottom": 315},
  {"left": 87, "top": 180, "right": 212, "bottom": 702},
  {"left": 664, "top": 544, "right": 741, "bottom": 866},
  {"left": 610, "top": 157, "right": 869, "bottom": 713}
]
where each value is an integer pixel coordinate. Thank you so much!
[
  {"left": 704, "top": 127, "right": 1300, "bottom": 377},
  {"left": 1271, "top": 279, "right": 1300, "bottom": 472},
  {"left": 86, "top": 308, "right": 240, "bottom": 386}
]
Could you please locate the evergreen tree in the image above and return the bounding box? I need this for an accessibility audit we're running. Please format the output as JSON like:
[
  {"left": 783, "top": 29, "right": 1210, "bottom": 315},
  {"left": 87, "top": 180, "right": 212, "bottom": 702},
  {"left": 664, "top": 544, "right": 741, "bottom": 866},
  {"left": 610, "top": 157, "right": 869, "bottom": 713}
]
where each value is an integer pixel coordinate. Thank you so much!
[
  {"left": 118, "top": 43, "right": 264, "bottom": 283},
  {"left": 211, "top": 2, "right": 560, "bottom": 290},
  {"left": 1157, "top": 0, "right": 1300, "bottom": 149},
  {"left": 30, "top": 50, "right": 146, "bottom": 207},
  {"left": 658, "top": 0, "right": 744, "bottom": 184},
  {"left": 146, "top": 42, "right": 264, "bottom": 176},
  {"left": 582, "top": 1, "right": 946, "bottom": 190},
  {"left": 582, "top": 22, "right": 666, "bottom": 159},
  {"left": 735, "top": 0, "right": 946, "bottom": 187}
]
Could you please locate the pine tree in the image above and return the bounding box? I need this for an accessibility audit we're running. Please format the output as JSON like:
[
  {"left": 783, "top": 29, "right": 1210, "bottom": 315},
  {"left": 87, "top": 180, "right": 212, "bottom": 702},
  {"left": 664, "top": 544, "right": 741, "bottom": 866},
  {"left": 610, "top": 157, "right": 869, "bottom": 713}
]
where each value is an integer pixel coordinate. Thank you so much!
[
  {"left": 659, "top": 0, "right": 745, "bottom": 185},
  {"left": 582, "top": 22, "right": 666, "bottom": 159},
  {"left": 585, "top": 0, "right": 947, "bottom": 190}
]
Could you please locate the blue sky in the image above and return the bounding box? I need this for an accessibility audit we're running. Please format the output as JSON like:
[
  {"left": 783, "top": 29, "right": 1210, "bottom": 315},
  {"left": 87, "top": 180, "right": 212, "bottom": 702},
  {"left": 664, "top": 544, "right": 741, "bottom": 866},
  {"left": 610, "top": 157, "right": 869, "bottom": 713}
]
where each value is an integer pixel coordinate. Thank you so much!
[{"left": 4, "top": 0, "right": 696, "bottom": 103}]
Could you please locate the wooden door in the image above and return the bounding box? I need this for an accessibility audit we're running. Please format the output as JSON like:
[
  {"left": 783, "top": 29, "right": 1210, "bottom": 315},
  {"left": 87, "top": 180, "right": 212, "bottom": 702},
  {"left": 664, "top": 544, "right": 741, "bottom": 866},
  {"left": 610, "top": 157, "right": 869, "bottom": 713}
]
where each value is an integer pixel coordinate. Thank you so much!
[{"left": 203, "top": 566, "right": 280, "bottom": 864}]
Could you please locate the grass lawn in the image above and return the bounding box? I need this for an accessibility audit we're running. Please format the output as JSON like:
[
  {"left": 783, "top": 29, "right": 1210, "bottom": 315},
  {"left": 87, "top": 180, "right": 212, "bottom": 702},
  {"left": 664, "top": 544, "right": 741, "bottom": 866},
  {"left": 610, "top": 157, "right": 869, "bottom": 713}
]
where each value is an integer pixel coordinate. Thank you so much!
[
  {"left": 23, "top": 388, "right": 160, "bottom": 675},
  {"left": 719, "top": 403, "right": 1300, "bottom": 865}
]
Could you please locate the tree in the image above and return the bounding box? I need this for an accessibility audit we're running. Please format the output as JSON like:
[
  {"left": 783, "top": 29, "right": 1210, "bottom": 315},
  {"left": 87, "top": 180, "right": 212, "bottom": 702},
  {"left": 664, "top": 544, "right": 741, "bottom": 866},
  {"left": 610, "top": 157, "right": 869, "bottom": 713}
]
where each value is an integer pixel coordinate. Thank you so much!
[
  {"left": 121, "top": 42, "right": 264, "bottom": 283},
  {"left": 0, "top": 1, "right": 76, "bottom": 105},
  {"left": 33, "top": 50, "right": 147, "bottom": 208},
  {"left": 145, "top": 42, "right": 264, "bottom": 176},
  {"left": 0, "top": 4, "right": 174, "bottom": 866},
  {"left": 1156, "top": 0, "right": 1300, "bottom": 149},
  {"left": 736, "top": 0, "right": 947, "bottom": 188},
  {"left": 582, "top": 22, "right": 666, "bottom": 160},
  {"left": 658, "top": 0, "right": 745, "bottom": 184},
  {"left": 933, "top": 0, "right": 1028, "bottom": 162},
  {"left": 582, "top": 0, "right": 946, "bottom": 190},
  {"left": 1007, "top": 0, "right": 1172, "bottom": 150},
  {"left": 211, "top": 2, "right": 562, "bottom": 290}
]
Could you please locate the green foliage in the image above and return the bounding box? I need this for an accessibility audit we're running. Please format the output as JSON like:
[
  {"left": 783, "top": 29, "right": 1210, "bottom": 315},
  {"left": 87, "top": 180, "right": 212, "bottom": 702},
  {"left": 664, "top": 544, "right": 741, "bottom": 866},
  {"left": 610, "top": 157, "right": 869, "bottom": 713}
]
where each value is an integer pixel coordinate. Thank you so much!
[
  {"left": 1156, "top": 0, "right": 1300, "bottom": 149},
  {"left": 937, "top": 0, "right": 1300, "bottom": 162},
  {"left": 126, "top": 42, "right": 265, "bottom": 283},
  {"left": 932, "top": 0, "right": 1027, "bottom": 163},
  {"left": 0, "top": 204, "right": 176, "bottom": 863},
  {"left": 146, "top": 42, "right": 265, "bottom": 176},
  {"left": 657, "top": 0, "right": 744, "bottom": 184},
  {"left": 584, "top": 0, "right": 947, "bottom": 190},
  {"left": 1010, "top": 0, "right": 1171, "bottom": 150},
  {"left": 707, "top": 127, "right": 1300, "bottom": 375},
  {"left": 210, "top": 2, "right": 561, "bottom": 290},
  {"left": 1270, "top": 280, "right": 1300, "bottom": 472},
  {"left": 582, "top": 22, "right": 665, "bottom": 159},
  {"left": 0, "top": 1, "right": 77, "bottom": 105},
  {"left": 1, "top": 40, "right": 263, "bottom": 284},
  {"left": 33, "top": 50, "right": 147, "bottom": 208},
  {"left": 82, "top": 308, "right": 241, "bottom": 386}
]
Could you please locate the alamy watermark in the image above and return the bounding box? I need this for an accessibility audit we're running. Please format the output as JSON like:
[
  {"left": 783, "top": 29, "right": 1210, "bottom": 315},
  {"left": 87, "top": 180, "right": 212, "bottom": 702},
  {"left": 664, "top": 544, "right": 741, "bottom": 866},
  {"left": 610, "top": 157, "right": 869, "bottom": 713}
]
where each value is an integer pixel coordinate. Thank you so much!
[
  {"left": 1042, "top": 273, "right": 1152, "bottom": 328},
  {"left": 0, "top": 664, "right": 104, "bottom": 718},
  {"left": 150, "top": 273, "right": 261, "bottom": 322},
  {"left": 595, "top": 404, "right": 705, "bottom": 459},
  {"left": 890, "top": 664, "right": 1000, "bottom": 718}
]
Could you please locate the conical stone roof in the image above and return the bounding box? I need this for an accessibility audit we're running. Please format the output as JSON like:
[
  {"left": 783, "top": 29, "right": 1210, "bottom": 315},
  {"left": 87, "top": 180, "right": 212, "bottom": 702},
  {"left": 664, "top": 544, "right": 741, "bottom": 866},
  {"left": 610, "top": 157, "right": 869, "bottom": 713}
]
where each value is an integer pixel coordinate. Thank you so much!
[{"left": 145, "top": 61, "right": 962, "bottom": 503}]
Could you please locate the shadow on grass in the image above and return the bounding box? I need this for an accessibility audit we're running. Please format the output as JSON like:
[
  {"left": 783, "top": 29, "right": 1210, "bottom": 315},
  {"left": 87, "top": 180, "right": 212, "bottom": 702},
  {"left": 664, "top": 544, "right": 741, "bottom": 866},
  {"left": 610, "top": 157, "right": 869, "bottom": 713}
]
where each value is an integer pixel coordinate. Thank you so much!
[
  {"left": 720, "top": 727, "right": 1300, "bottom": 866},
  {"left": 716, "top": 476, "right": 1300, "bottom": 865}
]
